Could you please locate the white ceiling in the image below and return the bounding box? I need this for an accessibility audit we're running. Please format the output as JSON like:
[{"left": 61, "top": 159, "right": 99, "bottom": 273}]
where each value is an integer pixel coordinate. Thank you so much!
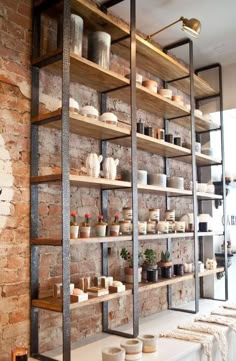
[{"left": 104, "top": 0, "right": 236, "bottom": 68}]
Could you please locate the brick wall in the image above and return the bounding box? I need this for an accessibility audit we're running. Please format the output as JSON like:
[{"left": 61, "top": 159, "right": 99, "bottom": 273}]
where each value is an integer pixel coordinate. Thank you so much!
[{"left": 0, "top": 0, "right": 195, "bottom": 358}]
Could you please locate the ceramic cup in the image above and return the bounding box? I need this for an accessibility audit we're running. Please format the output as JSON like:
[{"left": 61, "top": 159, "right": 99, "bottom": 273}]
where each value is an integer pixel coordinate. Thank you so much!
[
  {"left": 165, "top": 209, "right": 175, "bottom": 222},
  {"left": 157, "top": 221, "right": 169, "bottom": 233},
  {"left": 147, "top": 220, "right": 156, "bottom": 234},
  {"left": 120, "top": 339, "right": 143, "bottom": 361},
  {"left": 102, "top": 346, "right": 125, "bottom": 361},
  {"left": 159, "top": 88, "right": 172, "bottom": 99},
  {"left": 175, "top": 221, "right": 185, "bottom": 233},
  {"left": 137, "top": 170, "right": 147, "bottom": 185},
  {"left": 138, "top": 334, "right": 158, "bottom": 353},
  {"left": 123, "top": 207, "right": 132, "bottom": 220},
  {"left": 149, "top": 208, "right": 160, "bottom": 221},
  {"left": 138, "top": 221, "right": 147, "bottom": 235}
]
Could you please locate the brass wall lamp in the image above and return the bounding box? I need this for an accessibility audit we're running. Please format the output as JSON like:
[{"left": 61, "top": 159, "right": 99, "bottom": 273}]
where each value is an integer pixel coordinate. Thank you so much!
[{"left": 146, "top": 16, "right": 201, "bottom": 40}]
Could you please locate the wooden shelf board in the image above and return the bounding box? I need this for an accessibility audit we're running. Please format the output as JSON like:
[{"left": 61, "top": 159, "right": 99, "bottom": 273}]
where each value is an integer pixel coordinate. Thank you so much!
[
  {"left": 172, "top": 115, "right": 220, "bottom": 132},
  {"left": 198, "top": 267, "right": 224, "bottom": 277},
  {"left": 179, "top": 152, "right": 221, "bottom": 166},
  {"left": 32, "top": 289, "right": 132, "bottom": 312},
  {"left": 136, "top": 274, "right": 194, "bottom": 292},
  {"left": 70, "top": 235, "right": 132, "bottom": 245},
  {"left": 139, "top": 232, "right": 194, "bottom": 241},
  {"left": 31, "top": 238, "right": 62, "bottom": 246},
  {"left": 31, "top": 174, "right": 62, "bottom": 184},
  {"left": 69, "top": 175, "right": 131, "bottom": 189},
  {"left": 138, "top": 184, "right": 192, "bottom": 197},
  {"left": 197, "top": 192, "right": 222, "bottom": 200},
  {"left": 32, "top": 110, "right": 131, "bottom": 140}
]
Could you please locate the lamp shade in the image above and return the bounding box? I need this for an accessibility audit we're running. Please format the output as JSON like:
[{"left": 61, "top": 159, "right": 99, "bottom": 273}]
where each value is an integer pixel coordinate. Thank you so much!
[{"left": 182, "top": 17, "right": 201, "bottom": 38}]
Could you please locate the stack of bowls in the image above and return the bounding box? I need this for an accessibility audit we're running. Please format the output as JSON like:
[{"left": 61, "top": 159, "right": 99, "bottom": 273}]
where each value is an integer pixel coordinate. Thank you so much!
[{"left": 167, "top": 176, "right": 184, "bottom": 190}]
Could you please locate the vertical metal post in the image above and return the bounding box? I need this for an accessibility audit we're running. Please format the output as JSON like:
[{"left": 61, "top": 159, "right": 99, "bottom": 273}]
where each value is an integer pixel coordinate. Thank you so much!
[
  {"left": 61, "top": 0, "right": 71, "bottom": 359},
  {"left": 130, "top": 0, "right": 139, "bottom": 337},
  {"left": 218, "top": 64, "right": 228, "bottom": 300},
  {"left": 101, "top": 93, "right": 109, "bottom": 332},
  {"left": 189, "top": 40, "right": 199, "bottom": 313},
  {"left": 30, "top": 4, "right": 40, "bottom": 356}
]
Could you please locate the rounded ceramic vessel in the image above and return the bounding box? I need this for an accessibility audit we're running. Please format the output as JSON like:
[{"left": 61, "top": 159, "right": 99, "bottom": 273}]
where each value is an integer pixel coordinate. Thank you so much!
[
  {"left": 137, "top": 170, "right": 147, "bottom": 185},
  {"left": 80, "top": 105, "right": 99, "bottom": 118},
  {"left": 147, "top": 173, "right": 166, "bottom": 187},
  {"left": 120, "top": 339, "right": 143, "bottom": 360},
  {"left": 157, "top": 221, "right": 169, "bottom": 233},
  {"left": 138, "top": 334, "right": 158, "bottom": 353},
  {"left": 175, "top": 221, "right": 185, "bottom": 233},
  {"left": 159, "top": 88, "right": 172, "bottom": 99},
  {"left": 149, "top": 208, "right": 160, "bottom": 221},
  {"left": 100, "top": 112, "right": 118, "bottom": 125},
  {"left": 167, "top": 176, "right": 184, "bottom": 190},
  {"left": 165, "top": 209, "right": 175, "bottom": 222},
  {"left": 142, "top": 80, "right": 158, "bottom": 93},
  {"left": 102, "top": 346, "right": 125, "bottom": 361}
]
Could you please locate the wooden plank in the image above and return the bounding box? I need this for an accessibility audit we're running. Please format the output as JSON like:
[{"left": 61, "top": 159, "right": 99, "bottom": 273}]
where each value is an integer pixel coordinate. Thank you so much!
[
  {"left": 70, "top": 235, "right": 132, "bottom": 245},
  {"left": 136, "top": 274, "right": 194, "bottom": 292},
  {"left": 139, "top": 232, "right": 194, "bottom": 241},
  {"left": 198, "top": 267, "right": 224, "bottom": 277},
  {"left": 32, "top": 297, "right": 62, "bottom": 312},
  {"left": 70, "top": 289, "right": 132, "bottom": 310},
  {"left": 31, "top": 174, "right": 62, "bottom": 184},
  {"left": 31, "top": 238, "right": 62, "bottom": 246},
  {"left": 69, "top": 175, "right": 131, "bottom": 189},
  {"left": 172, "top": 114, "right": 220, "bottom": 132},
  {"left": 138, "top": 184, "right": 192, "bottom": 197},
  {"left": 180, "top": 153, "right": 221, "bottom": 167},
  {"left": 197, "top": 192, "right": 222, "bottom": 200}
]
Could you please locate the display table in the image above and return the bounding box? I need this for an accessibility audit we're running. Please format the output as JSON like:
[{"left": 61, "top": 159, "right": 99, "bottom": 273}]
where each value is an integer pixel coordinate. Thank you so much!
[{"left": 29, "top": 299, "right": 236, "bottom": 361}]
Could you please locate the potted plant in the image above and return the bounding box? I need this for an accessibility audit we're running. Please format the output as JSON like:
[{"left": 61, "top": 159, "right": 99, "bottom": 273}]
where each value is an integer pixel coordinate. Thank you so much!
[
  {"left": 158, "top": 250, "right": 173, "bottom": 279},
  {"left": 109, "top": 214, "right": 120, "bottom": 236},
  {"left": 70, "top": 212, "right": 79, "bottom": 239},
  {"left": 120, "top": 247, "right": 142, "bottom": 284},
  {"left": 95, "top": 215, "right": 107, "bottom": 237},
  {"left": 142, "top": 248, "right": 158, "bottom": 282},
  {"left": 80, "top": 213, "right": 91, "bottom": 238}
]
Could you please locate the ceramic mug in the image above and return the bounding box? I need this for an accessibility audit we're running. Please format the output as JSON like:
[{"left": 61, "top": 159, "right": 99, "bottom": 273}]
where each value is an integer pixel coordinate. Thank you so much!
[{"left": 138, "top": 334, "right": 158, "bottom": 353}]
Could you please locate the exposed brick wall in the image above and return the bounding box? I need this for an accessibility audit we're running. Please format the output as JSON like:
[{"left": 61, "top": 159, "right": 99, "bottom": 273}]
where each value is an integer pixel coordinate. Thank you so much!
[{"left": 0, "top": 0, "right": 195, "bottom": 358}]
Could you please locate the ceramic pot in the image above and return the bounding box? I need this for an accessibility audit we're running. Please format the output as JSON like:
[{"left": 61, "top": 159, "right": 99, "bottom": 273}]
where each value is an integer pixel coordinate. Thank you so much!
[
  {"left": 103, "top": 157, "right": 119, "bottom": 180},
  {"left": 159, "top": 88, "right": 172, "bottom": 99},
  {"left": 162, "top": 266, "right": 173, "bottom": 279},
  {"left": 137, "top": 170, "right": 147, "bottom": 185},
  {"left": 85, "top": 153, "right": 103, "bottom": 178},
  {"left": 142, "top": 80, "right": 158, "bottom": 93},
  {"left": 69, "top": 97, "right": 80, "bottom": 113},
  {"left": 70, "top": 225, "right": 79, "bottom": 239},
  {"left": 137, "top": 121, "right": 144, "bottom": 134},
  {"left": 165, "top": 133, "right": 173, "bottom": 143},
  {"left": 165, "top": 209, "right": 175, "bottom": 222},
  {"left": 155, "top": 128, "right": 165, "bottom": 140},
  {"left": 120, "top": 339, "right": 143, "bottom": 361},
  {"left": 174, "top": 264, "right": 184, "bottom": 276},
  {"left": 79, "top": 226, "right": 91, "bottom": 238},
  {"left": 138, "top": 334, "right": 158, "bottom": 353},
  {"left": 175, "top": 221, "right": 185, "bottom": 233},
  {"left": 88, "top": 31, "right": 111, "bottom": 69},
  {"left": 168, "top": 221, "right": 175, "bottom": 233},
  {"left": 146, "top": 268, "right": 158, "bottom": 282},
  {"left": 102, "top": 347, "right": 125, "bottom": 361},
  {"left": 172, "top": 94, "right": 184, "bottom": 106},
  {"left": 124, "top": 267, "right": 142, "bottom": 284},
  {"left": 80, "top": 105, "right": 99, "bottom": 118},
  {"left": 95, "top": 224, "right": 107, "bottom": 237},
  {"left": 147, "top": 220, "right": 156, "bottom": 234},
  {"left": 174, "top": 137, "right": 182, "bottom": 146},
  {"left": 12, "top": 347, "right": 28, "bottom": 361},
  {"left": 120, "top": 220, "right": 132, "bottom": 235},
  {"left": 100, "top": 112, "right": 118, "bottom": 126},
  {"left": 109, "top": 224, "right": 120, "bottom": 236},
  {"left": 144, "top": 126, "right": 154, "bottom": 137},
  {"left": 70, "top": 14, "right": 83, "bottom": 56},
  {"left": 157, "top": 221, "right": 169, "bottom": 233},
  {"left": 147, "top": 173, "right": 166, "bottom": 187},
  {"left": 167, "top": 176, "right": 184, "bottom": 189},
  {"left": 123, "top": 207, "right": 132, "bottom": 220},
  {"left": 138, "top": 221, "right": 147, "bottom": 235},
  {"left": 149, "top": 208, "right": 160, "bottom": 221}
]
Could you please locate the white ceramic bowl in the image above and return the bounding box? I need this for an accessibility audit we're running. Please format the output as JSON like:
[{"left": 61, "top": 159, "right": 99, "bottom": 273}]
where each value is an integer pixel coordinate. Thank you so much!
[
  {"left": 159, "top": 88, "right": 172, "bottom": 99},
  {"left": 80, "top": 105, "right": 99, "bottom": 118},
  {"left": 69, "top": 97, "right": 79, "bottom": 111},
  {"left": 100, "top": 112, "right": 118, "bottom": 125}
]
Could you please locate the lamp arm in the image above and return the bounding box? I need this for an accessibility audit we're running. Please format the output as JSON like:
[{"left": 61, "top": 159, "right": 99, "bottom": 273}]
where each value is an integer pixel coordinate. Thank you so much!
[{"left": 146, "top": 16, "right": 184, "bottom": 40}]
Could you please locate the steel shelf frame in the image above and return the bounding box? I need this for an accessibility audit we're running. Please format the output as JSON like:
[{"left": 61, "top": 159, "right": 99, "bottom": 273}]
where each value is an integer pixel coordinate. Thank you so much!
[
  {"left": 195, "top": 63, "right": 228, "bottom": 301},
  {"left": 163, "top": 38, "right": 199, "bottom": 314}
]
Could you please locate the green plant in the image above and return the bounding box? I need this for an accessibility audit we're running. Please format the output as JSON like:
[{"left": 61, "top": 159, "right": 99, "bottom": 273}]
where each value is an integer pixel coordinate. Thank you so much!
[
  {"left": 120, "top": 247, "right": 142, "bottom": 267},
  {"left": 143, "top": 248, "right": 156, "bottom": 266},
  {"left": 161, "top": 250, "right": 171, "bottom": 262}
]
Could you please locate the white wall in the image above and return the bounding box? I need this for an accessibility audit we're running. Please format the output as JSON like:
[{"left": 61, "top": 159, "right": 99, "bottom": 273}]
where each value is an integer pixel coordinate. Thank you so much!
[{"left": 223, "top": 63, "right": 236, "bottom": 111}]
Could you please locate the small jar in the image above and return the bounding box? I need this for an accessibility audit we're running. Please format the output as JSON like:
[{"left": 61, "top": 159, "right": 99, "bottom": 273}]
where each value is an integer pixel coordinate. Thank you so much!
[
  {"left": 138, "top": 221, "right": 147, "bottom": 235},
  {"left": 120, "top": 220, "right": 132, "bottom": 234},
  {"left": 144, "top": 126, "right": 154, "bottom": 137},
  {"left": 165, "top": 209, "right": 175, "bottom": 222},
  {"left": 149, "top": 208, "right": 160, "bottom": 221},
  {"left": 123, "top": 207, "right": 132, "bottom": 220},
  {"left": 168, "top": 221, "right": 175, "bottom": 233},
  {"left": 157, "top": 221, "right": 169, "bottom": 234},
  {"left": 147, "top": 220, "right": 156, "bottom": 234}
]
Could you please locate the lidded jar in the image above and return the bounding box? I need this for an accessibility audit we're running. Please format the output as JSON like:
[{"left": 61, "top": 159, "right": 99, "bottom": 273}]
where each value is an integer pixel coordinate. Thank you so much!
[
  {"left": 123, "top": 207, "right": 132, "bottom": 220},
  {"left": 149, "top": 208, "right": 160, "bottom": 221}
]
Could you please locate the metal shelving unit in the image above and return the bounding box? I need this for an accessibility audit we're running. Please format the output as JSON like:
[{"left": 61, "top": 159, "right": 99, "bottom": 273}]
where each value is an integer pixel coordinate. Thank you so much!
[{"left": 30, "top": 0, "right": 228, "bottom": 359}]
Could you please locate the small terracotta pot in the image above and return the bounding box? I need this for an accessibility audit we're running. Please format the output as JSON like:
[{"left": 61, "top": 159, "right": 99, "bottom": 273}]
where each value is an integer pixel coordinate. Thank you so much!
[
  {"left": 124, "top": 267, "right": 142, "bottom": 284},
  {"left": 79, "top": 225, "right": 91, "bottom": 238},
  {"left": 142, "top": 80, "right": 158, "bottom": 93},
  {"left": 70, "top": 225, "right": 79, "bottom": 239},
  {"left": 95, "top": 224, "right": 107, "bottom": 237},
  {"left": 109, "top": 224, "right": 120, "bottom": 236}
]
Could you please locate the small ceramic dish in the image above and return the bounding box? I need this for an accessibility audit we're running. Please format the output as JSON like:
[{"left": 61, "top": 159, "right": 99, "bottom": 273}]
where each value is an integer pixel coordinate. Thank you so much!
[
  {"left": 158, "top": 88, "right": 172, "bottom": 99},
  {"left": 142, "top": 80, "right": 158, "bottom": 93},
  {"left": 100, "top": 112, "right": 118, "bottom": 125},
  {"left": 80, "top": 105, "right": 99, "bottom": 118}
]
